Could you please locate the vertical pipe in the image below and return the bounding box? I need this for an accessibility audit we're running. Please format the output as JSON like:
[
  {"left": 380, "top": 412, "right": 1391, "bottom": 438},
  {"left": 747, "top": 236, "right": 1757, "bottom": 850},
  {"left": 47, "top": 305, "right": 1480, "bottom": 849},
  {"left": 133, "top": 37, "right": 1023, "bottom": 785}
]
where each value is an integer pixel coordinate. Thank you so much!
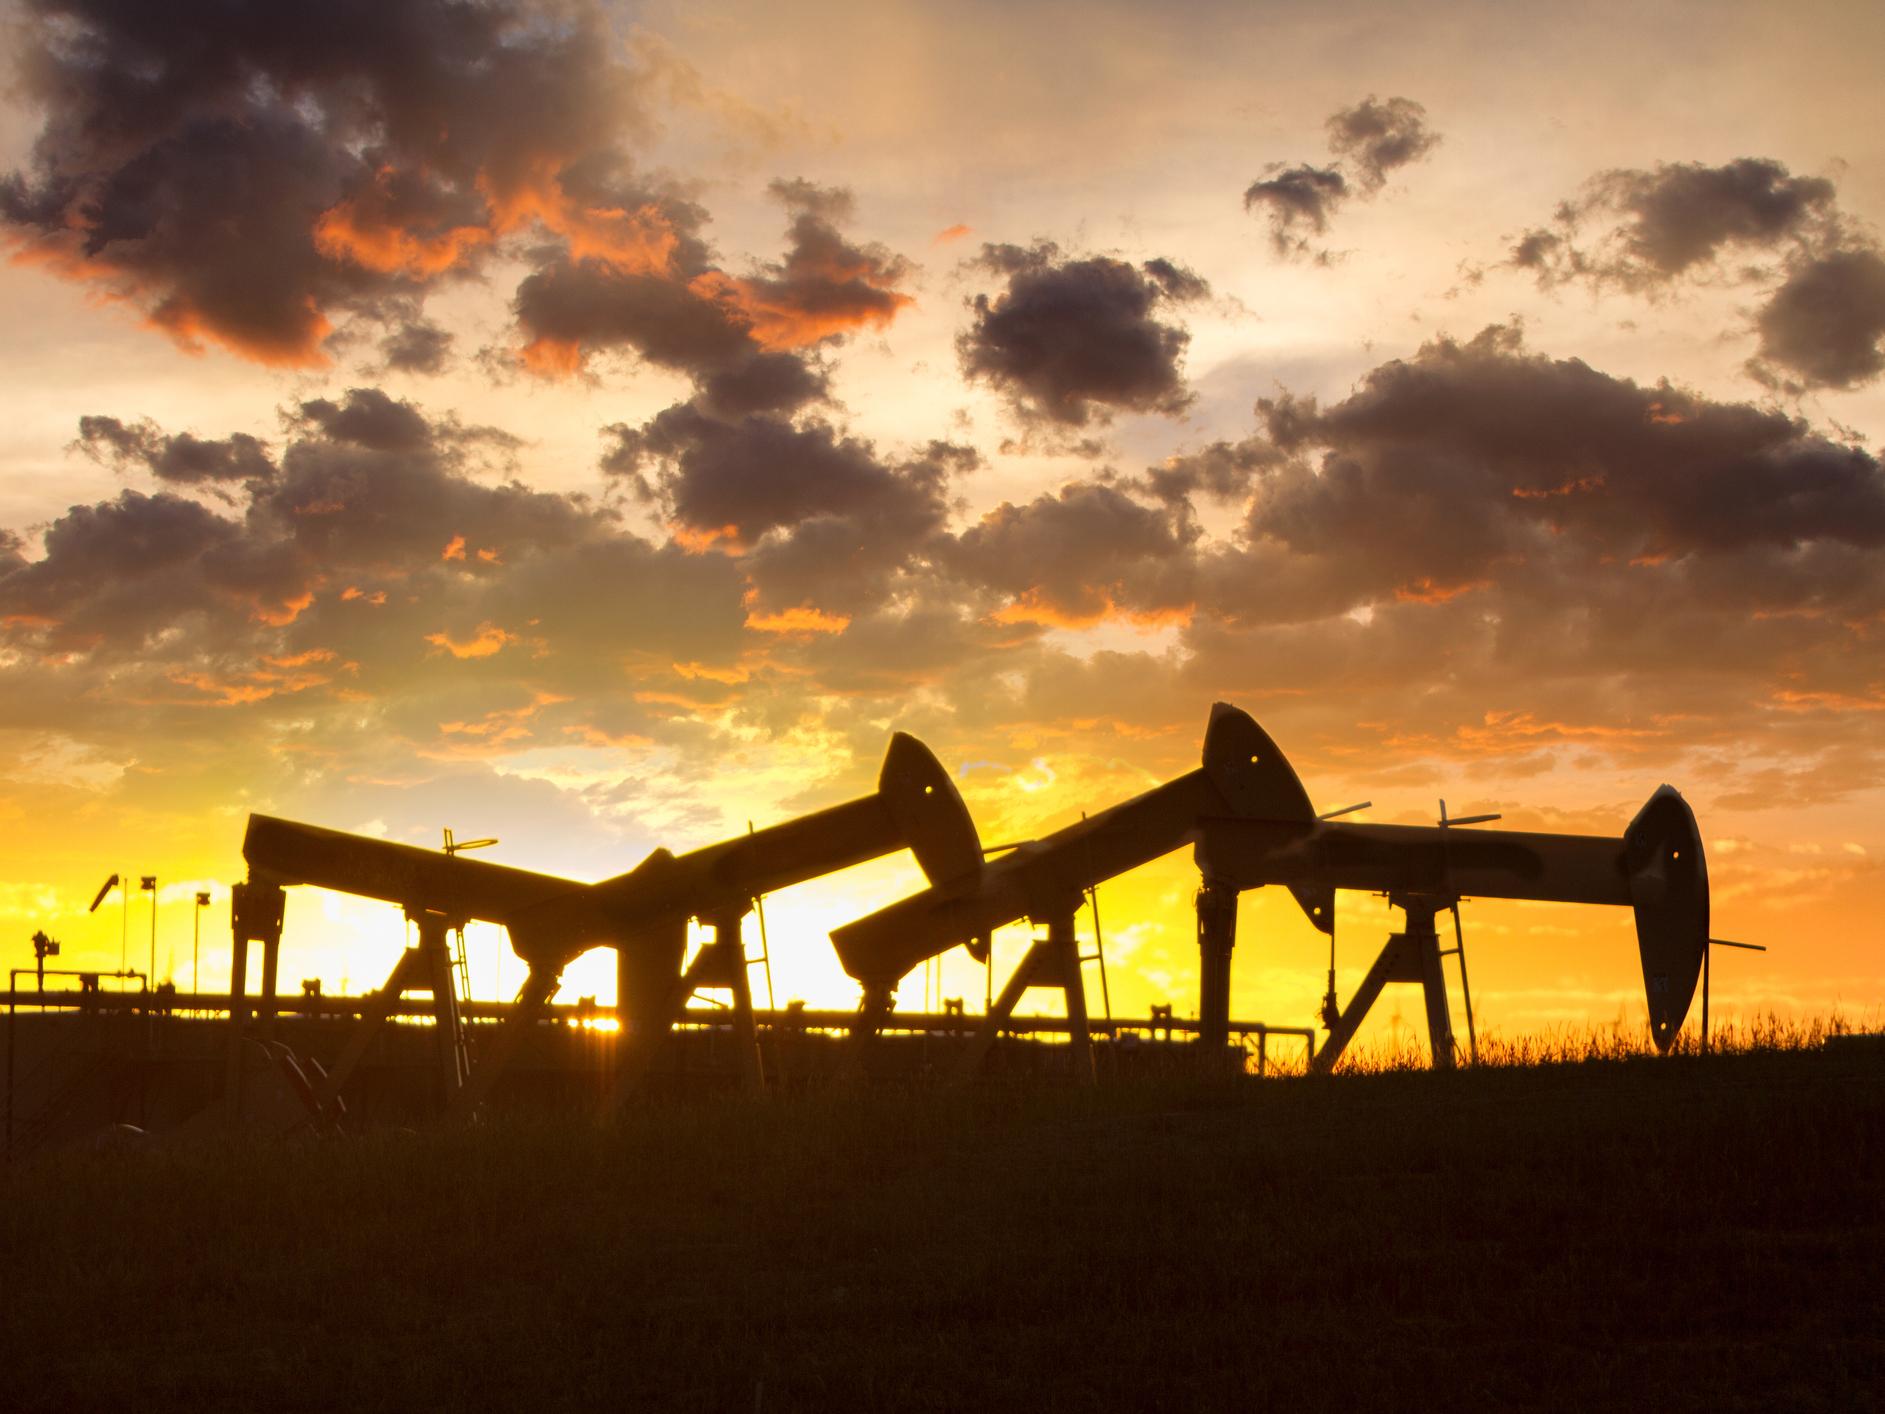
[
  {"left": 1196, "top": 879, "right": 1238, "bottom": 1058},
  {"left": 716, "top": 911, "right": 764, "bottom": 1093},
  {"left": 1049, "top": 911, "right": 1094, "bottom": 1085},
  {"left": 1701, "top": 939, "right": 1711, "bottom": 1056},
  {"left": 224, "top": 921, "right": 249, "bottom": 1121}
]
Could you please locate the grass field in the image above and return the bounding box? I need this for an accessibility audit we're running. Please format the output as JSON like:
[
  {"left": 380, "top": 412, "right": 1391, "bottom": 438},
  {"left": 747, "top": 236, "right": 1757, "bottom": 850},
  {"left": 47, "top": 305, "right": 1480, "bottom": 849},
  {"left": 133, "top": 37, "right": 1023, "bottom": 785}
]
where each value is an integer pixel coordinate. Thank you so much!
[{"left": 3, "top": 1029, "right": 1881, "bottom": 1412}]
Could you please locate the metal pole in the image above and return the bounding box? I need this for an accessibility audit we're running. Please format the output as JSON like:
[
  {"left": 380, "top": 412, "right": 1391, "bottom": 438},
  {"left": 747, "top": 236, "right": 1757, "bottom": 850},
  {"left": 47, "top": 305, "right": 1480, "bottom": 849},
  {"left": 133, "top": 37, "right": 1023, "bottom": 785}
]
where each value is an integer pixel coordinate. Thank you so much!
[
  {"left": 149, "top": 882, "right": 158, "bottom": 984},
  {"left": 1701, "top": 938, "right": 1711, "bottom": 1055}
]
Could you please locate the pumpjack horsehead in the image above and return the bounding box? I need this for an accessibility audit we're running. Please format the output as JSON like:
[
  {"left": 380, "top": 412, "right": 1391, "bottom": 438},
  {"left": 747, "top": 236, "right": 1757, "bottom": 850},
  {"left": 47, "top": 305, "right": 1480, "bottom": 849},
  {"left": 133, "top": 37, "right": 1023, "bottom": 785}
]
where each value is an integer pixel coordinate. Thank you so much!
[
  {"left": 232, "top": 733, "right": 982, "bottom": 1121},
  {"left": 833, "top": 703, "right": 1723, "bottom": 1075}
]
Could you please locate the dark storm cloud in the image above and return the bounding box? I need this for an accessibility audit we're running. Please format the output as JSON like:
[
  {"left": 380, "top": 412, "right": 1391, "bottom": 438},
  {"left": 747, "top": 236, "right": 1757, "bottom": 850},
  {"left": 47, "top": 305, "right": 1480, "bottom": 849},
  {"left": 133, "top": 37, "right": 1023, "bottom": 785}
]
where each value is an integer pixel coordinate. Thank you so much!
[
  {"left": 956, "top": 241, "right": 1209, "bottom": 430},
  {"left": 0, "top": 0, "right": 645, "bottom": 364},
  {"left": 1749, "top": 249, "right": 1885, "bottom": 392},
  {"left": 1241, "top": 164, "right": 1349, "bottom": 258},
  {"left": 1325, "top": 96, "right": 1440, "bottom": 192},
  {"left": 76, "top": 416, "right": 276, "bottom": 487}
]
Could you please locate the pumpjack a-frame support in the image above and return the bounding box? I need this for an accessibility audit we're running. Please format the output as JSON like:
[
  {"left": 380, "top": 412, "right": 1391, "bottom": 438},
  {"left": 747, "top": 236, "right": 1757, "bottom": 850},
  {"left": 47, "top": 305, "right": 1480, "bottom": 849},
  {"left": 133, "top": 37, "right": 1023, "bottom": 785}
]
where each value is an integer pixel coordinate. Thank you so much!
[
  {"left": 308, "top": 908, "right": 471, "bottom": 1124},
  {"left": 1311, "top": 892, "right": 1460, "bottom": 1074},
  {"left": 954, "top": 905, "right": 1095, "bottom": 1083}
]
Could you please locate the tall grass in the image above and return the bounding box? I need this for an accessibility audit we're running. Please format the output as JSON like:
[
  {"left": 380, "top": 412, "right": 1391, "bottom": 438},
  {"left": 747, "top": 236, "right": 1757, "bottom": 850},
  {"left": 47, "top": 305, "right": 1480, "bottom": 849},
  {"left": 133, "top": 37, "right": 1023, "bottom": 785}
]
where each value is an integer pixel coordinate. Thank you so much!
[{"left": 1243, "top": 1010, "right": 1871, "bottom": 1075}]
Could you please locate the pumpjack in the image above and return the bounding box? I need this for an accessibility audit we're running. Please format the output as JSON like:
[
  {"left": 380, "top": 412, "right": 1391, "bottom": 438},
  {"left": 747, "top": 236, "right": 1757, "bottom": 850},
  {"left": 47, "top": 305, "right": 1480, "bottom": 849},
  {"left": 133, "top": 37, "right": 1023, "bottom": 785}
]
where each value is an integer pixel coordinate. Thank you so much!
[
  {"left": 231, "top": 732, "right": 981, "bottom": 1120},
  {"left": 832, "top": 704, "right": 1723, "bottom": 1073}
]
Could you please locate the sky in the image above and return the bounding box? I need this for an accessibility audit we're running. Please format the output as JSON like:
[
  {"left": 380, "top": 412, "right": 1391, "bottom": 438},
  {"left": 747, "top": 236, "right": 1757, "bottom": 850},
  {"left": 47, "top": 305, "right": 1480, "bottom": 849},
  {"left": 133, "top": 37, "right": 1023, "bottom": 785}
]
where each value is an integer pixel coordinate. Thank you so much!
[{"left": 0, "top": 0, "right": 1881, "bottom": 1050}]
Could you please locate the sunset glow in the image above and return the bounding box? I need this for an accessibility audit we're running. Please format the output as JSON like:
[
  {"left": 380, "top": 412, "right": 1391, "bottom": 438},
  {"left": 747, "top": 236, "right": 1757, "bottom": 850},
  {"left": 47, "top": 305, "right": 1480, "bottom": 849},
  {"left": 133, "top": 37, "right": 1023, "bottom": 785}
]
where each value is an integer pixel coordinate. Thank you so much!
[{"left": 0, "top": 0, "right": 1880, "bottom": 1057}]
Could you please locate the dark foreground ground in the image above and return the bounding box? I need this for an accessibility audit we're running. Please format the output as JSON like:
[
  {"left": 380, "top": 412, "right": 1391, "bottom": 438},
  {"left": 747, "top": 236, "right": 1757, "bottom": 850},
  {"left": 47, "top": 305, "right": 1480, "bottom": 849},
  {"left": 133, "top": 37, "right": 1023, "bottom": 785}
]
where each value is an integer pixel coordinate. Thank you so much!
[{"left": 3, "top": 1046, "right": 1881, "bottom": 1413}]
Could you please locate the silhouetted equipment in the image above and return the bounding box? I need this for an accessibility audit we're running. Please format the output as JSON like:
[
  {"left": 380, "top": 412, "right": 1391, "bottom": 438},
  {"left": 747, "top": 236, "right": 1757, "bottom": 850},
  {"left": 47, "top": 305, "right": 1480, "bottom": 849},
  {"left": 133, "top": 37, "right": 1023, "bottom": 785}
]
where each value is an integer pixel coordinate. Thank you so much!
[
  {"left": 833, "top": 704, "right": 1303, "bottom": 1074},
  {"left": 1198, "top": 766, "right": 1720, "bottom": 1068},
  {"left": 233, "top": 732, "right": 981, "bottom": 1119},
  {"left": 88, "top": 875, "right": 119, "bottom": 913},
  {"left": 1701, "top": 936, "right": 1767, "bottom": 1053},
  {"left": 139, "top": 874, "right": 158, "bottom": 986},
  {"left": 30, "top": 931, "right": 59, "bottom": 988},
  {"left": 835, "top": 704, "right": 1733, "bottom": 1070}
]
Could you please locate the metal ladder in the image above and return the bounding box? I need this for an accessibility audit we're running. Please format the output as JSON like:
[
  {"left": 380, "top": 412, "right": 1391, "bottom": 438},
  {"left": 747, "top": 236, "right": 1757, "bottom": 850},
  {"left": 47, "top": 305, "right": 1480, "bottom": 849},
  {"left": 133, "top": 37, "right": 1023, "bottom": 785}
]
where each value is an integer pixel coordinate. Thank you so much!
[{"left": 1079, "top": 882, "right": 1112, "bottom": 1025}]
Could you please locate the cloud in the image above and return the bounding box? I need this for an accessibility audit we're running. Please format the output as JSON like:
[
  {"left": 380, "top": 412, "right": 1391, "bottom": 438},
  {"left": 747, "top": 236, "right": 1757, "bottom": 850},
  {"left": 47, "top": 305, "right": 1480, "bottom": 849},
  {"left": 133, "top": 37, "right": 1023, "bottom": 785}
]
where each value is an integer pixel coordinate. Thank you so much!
[
  {"left": 0, "top": 0, "right": 646, "bottom": 365},
  {"left": 602, "top": 402, "right": 973, "bottom": 617},
  {"left": 1511, "top": 158, "right": 1885, "bottom": 391},
  {"left": 956, "top": 241, "right": 1208, "bottom": 430},
  {"left": 1514, "top": 158, "right": 1838, "bottom": 292},
  {"left": 378, "top": 319, "right": 455, "bottom": 376},
  {"left": 511, "top": 177, "right": 911, "bottom": 387},
  {"left": 0, "top": 390, "right": 751, "bottom": 779},
  {"left": 1242, "top": 164, "right": 1349, "bottom": 258},
  {"left": 946, "top": 481, "right": 1197, "bottom": 626},
  {"left": 1244, "top": 95, "right": 1439, "bottom": 259},
  {"left": 1325, "top": 96, "right": 1440, "bottom": 192},
  {"left": 1749, "top": 248, "right": 1885, "bottom": 392},
  {"left": 76, "top": 417, "right": 275, "bottom": 488}
]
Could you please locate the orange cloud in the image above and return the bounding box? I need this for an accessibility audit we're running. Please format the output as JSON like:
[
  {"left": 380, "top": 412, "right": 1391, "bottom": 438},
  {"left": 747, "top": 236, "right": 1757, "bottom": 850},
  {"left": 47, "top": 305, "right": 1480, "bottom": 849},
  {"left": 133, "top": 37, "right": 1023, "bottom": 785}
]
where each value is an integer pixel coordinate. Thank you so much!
[
  {"left": 744, "top": 604, "right": 850, "bottom": 635},
  {"left": 439, "top": 691, "right": 570, "bottom": 745},
  {"left": 442, "top": 534, "right": 467, "bottom": 561},
  {"left": 687, "top": 268, "right": 914, "bottom": 352},
  {"left": 519, "top": 335, "right": 584, "bottom": 377},
  {"left": 167, "top": 651, "right": 349, "bottom": 706},
  {"left": 673, "top": 660, "right": 751, "bottom": 684},
  {"left": 671, "top": 522, "right": 744, "bottom": 555},
  {"left": 1511, "top": 474, "right": 1605, "bottom": 500},
  {"left": 423, "top": 622, "right": 516, "bottom": 658},
  {"left": 313, "top": 186, "right": 493, "bottom": 280},
  {"left": 989, "top": 589, "right": 1194, "bottom": 630},
  {"left": 252, "top": 589, "right": 317, "bottom": 626},
  {"left": 1393, "top": 576, "right": 1493, "bottom": 604},
  {"left": 477, "top": 162, "right": 679, "bottom": 275},
  {"left": 934, "top": 223, "right": 972, "bottom": 244}
]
